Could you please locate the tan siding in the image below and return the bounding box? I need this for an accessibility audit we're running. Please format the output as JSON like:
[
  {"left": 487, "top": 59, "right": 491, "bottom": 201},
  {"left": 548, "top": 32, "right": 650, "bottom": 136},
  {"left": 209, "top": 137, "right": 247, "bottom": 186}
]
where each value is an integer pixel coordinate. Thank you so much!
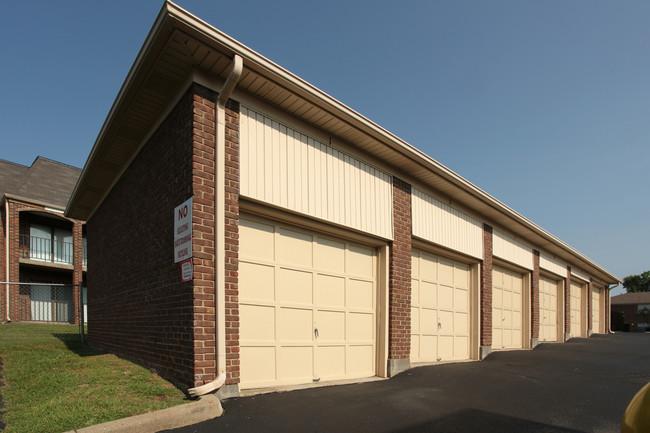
[
  {"left": 571, "top": 267, "right": 590, "bottom": 283},
  {"left": 240, "top": 106, "right": 393, "bottom": 239},
  {"left": 411, "top": 189, "right": 483, "bottom": 259},
  {"left": 539, "top": 252, "right": 567, "bottom": 278},
  {"left": 493, "top": 229, "right": 533, "bottom": 270}
]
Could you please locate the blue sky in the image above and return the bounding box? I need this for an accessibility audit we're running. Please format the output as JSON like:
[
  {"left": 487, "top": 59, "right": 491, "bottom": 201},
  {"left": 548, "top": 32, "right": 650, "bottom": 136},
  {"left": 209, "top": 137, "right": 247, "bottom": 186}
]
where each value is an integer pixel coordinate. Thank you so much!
[{"left": 2, "top": 1, "right": 649, "bottom": 294}]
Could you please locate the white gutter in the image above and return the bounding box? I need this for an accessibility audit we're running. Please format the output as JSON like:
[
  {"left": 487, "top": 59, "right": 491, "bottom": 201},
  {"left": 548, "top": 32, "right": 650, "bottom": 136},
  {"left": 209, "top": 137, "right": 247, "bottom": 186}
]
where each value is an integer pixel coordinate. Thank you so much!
[
  {"left": 5, "top": 199, "right": 10, "bottom": 322},
  {"left": 188, "top": 54, "right": 243, "bottom": 398}
]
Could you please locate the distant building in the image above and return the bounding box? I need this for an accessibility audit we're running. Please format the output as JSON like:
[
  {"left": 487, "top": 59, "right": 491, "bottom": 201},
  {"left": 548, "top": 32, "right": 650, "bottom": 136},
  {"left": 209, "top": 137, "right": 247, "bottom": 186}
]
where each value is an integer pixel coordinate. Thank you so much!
[
  {"left": 611, "top": 292, "right": 650, "bottom": 332},
  {"left": 1, "top": 157, "right": 86, "bottom": 323}
]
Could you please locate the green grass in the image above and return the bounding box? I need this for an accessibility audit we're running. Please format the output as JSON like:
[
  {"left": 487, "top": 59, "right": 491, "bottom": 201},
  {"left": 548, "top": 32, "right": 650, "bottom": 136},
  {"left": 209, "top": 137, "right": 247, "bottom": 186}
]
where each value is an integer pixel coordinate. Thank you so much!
[{"left": 0, "top": 323, "right": 189, "bottom": 433}]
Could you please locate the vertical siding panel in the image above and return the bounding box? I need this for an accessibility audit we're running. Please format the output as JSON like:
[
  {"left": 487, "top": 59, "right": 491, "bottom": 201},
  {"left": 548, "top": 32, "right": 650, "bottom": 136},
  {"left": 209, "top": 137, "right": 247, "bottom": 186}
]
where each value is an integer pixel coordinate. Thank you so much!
[
  {"left": 412, "top": 188, "right": 483, "bottom": 259},
  {"left": 239, "top": 106, "right": 393, "bottom": 239},
  {"left": 286, "top": 127, "right": 295, "bottom": 210},
  {"left": 239, "top": 108, "right": 249, "bottom": 197},
  {"left": 279, "top": 124, "right": 288, "bottom": 208},
  {"left": 271, "top": 121, "right": 281, "bottom": 204}
]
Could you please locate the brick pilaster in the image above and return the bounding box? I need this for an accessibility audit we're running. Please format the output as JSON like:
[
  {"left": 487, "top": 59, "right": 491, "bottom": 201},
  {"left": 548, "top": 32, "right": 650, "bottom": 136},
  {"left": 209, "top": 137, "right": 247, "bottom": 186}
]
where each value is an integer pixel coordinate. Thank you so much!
[
  {"left": 531, "top": 250, "right": 540, "bottom": 343},
  {"left": 587, "top": 279, "right": 593, "bottom": 334},
  {"left": 191, "top": 85, "right": 218, "bottom": 388},
  {"left": 565, "top": 267, "right": 572, "bottom": 340},
  {"left": 388, "top": 177, "right": 411, "bottom": 375},
  {"left": 223, "top": 99, "right": 240, "bottom": 386},
  {"left": 72, "top": 222, "right": 83, "bottom": 324},
  {"left": 480, "top": 224, "right": 493, "bottom": 354}
]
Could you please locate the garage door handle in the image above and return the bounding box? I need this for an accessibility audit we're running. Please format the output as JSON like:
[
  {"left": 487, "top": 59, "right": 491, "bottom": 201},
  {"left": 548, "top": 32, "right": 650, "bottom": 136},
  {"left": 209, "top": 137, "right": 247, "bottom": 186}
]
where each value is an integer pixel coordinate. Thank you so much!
[
  {"left": 437, "top": 322, "right": 442, "bottom": 329},
  {"left": 314, "top": 328, "right": 319, "bottom": 339}
]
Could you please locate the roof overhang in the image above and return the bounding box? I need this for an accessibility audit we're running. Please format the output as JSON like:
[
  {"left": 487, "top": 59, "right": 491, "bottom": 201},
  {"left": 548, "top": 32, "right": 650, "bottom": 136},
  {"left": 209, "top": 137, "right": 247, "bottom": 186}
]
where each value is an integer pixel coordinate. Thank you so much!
[{"left": 65, "top": 1, "right": 620, "bottom": 285}]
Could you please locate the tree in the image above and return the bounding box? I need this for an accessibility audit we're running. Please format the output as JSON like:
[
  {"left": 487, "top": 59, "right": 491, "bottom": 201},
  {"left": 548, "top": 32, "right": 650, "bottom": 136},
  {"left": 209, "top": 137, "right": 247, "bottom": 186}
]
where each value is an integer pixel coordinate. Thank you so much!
[{"left": 623, "top": 271, "right": 650, "bottom": 293}]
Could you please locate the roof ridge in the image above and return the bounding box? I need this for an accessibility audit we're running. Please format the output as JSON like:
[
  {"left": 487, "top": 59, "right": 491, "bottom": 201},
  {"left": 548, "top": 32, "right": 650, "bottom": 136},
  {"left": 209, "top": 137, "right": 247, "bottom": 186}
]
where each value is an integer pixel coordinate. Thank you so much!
[{"left": 32, "top": 156, "right": 82, "bottom": 171}]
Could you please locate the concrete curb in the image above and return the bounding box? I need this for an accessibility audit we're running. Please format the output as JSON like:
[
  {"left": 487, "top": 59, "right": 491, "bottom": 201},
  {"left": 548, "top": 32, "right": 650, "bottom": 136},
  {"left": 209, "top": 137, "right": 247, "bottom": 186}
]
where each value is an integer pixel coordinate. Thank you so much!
[{"left": 63, "top": 394, "right": 223, "bottom": 433}]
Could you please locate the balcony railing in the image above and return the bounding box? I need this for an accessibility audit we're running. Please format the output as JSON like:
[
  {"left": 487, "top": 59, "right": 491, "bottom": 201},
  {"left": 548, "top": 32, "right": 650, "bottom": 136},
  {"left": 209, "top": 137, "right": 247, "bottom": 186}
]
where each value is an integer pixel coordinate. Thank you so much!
[{"left": 20, "top": 234, "right": 74, "bottom": 265}]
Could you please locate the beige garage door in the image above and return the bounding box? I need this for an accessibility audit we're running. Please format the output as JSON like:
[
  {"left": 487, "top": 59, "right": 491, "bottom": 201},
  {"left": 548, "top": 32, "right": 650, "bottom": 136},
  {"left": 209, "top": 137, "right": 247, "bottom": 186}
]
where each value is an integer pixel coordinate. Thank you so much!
[
  {"left": 570, "top": 281, "right": 585, "bottom": 338},
  {"left": 493, "top": 266, "right": 524, "bottom": 349},
  {"left": 539, "top": 276, "right": 559, "bottom": 342},
  {"left": 239, "top": 216, "right": 377, "bottom": 389},
  {"left": 592, "top": 286, "right": 601, "bottom": 334},
  {"left": 410, "top": 250, "right": 471, "bottom": 363}
]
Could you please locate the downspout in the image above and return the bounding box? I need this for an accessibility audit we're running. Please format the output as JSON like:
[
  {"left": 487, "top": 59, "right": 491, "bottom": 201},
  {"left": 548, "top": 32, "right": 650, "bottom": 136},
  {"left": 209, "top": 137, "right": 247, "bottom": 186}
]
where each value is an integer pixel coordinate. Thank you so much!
[
  {"left": 4, "top": 199, "right": 10, "bottom": 322},
  {"left": 607, "top": 283, "right": 620, "bottom": 334},
  {"left": 189, "top": 54, "right": 243, "bottom": 397}
]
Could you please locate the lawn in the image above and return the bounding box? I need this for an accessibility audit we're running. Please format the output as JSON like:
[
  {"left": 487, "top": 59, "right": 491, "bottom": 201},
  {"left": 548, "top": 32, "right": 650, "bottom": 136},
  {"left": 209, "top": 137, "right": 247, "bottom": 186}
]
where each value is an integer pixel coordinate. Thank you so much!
[{"left": 0, "top": 323, "right": 189, "bottom": 433}]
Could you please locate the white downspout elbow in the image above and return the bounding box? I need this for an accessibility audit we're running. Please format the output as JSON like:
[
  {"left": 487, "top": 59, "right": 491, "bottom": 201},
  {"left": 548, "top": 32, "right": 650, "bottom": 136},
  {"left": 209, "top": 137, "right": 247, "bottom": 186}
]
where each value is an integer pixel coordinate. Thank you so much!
[{"left": 189, "top": 54, "right": 243, "bottom": 398}]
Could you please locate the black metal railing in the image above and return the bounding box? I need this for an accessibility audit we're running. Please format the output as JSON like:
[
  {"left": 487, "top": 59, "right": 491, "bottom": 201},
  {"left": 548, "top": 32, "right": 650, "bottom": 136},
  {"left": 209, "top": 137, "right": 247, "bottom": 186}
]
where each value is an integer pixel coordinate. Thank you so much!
[{"left": 20, "top": 234, "right": 74, "bottom": 265}]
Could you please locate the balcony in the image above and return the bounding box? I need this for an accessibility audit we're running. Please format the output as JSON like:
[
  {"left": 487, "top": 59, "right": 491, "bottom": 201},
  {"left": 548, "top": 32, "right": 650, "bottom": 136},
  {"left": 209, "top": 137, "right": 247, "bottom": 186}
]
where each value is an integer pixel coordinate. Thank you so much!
[{"left": 20, "top": 234, "right": 74, "bottom": 266}]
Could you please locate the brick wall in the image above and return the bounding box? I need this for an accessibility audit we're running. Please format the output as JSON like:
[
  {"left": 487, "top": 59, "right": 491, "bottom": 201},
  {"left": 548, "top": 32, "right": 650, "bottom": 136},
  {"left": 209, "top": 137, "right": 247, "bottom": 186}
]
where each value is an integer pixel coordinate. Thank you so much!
[
  {"left": 531, "top": 250, "right": 540, "bottom": 341},
  {"left": 88, "top": 85, "right": 197, "bottom": 388},
  {"left": 481, "top": 224, "right": 493, "bottom": 348},
  {"left": 223, "top": 99, "right": 240, "bottom": 385},
  {"left": 388, "top": 177, "right": 411, "bottom": 362}
]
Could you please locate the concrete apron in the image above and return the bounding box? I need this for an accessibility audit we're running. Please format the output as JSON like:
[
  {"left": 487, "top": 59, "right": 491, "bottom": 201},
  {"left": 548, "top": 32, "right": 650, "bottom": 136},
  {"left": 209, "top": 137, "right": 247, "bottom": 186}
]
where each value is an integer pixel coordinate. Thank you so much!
[{"left": 63, "top": 394, "right": 223, "bottom": 433}]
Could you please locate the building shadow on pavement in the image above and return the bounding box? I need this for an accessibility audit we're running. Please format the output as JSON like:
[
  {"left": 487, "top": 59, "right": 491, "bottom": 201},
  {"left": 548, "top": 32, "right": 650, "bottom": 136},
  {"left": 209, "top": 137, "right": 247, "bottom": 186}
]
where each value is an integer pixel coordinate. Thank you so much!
[{"left": 395, "top": 408, "right": 586, "bottom": 433}]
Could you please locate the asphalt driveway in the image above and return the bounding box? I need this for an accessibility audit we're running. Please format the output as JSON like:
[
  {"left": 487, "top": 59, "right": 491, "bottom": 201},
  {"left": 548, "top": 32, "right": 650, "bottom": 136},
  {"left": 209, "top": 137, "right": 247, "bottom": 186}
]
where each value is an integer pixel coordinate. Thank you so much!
[{"left": 167, "top": 334, "right": 650, "bottom": 433}]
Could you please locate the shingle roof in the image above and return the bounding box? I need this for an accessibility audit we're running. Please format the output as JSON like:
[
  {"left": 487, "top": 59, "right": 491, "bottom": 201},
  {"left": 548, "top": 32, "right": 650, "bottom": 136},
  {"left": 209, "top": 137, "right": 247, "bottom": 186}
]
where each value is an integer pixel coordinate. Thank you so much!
[
  {"left": 611, "top": 292, "right": 650, "bottom": 305},
  {"left": 0, "top": 157, "right": 81, "bottom": 209}
]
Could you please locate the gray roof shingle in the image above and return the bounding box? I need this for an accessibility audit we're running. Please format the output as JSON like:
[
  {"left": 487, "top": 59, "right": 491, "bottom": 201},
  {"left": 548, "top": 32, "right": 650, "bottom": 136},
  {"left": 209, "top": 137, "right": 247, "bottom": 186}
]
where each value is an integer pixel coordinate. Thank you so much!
[{"left": 0, "top": 157, "right": 81, "bottom": 209}]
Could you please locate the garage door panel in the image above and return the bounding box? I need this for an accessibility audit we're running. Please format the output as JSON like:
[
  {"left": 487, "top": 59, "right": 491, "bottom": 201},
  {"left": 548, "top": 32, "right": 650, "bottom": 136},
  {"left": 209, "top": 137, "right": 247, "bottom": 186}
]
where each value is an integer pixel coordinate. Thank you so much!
[
  {"left": 348, "top": 313, "right": 373, "bottom": 341},
  {"left": 455, "top": 336, "right": 469, "bottom": 358},
  {"left": 240, "top": 262, "right": 275, "bottom": 301},
  {"left": 492, "top": 265, "right": 524, "bottom": 349},
  {"left": 316, "top": 310, "right": 345, "bottom": 341},
  {"left": 421, "top": 335, "right": 437, "bottom": 359},
  {"left": 241, "top": 304, "right": 275, "bottom": 341},
  {"left": 412, "top": 279, "right": 420, "bottom": 305},
  {"left": 240, "top": 219, "right": 274, "bottom": 260},
  {"left": 438, "top": 285, "right": 454, "bottom": 310},
  {"left": 420, "top": 281, "right": 437, "bottom": 306},
  {"left": 454, "top": 264, "right": 470, "bottom": 288},
  {"left": 411, "top": 307, "right": 420, "bottom": 332},
  {"left": 316, "top": 346, "right": 345, "bottom": 377},
  {"left": 348, "top": 345, "right": 374, "bottom": 374},
  {"left": 278, "top": 347, "right": 313, "bottom": 380},
  {"left": 314, "top": 274, "right": 345, "bottom": 307},
  {"left": 347, "top": 279, "right": 373, "bottom": 309},
  {"left": 278, "top": 307, "right": 313, "bottom": 341},
  {"left": 314, "top": 238, "right": 345, "bottom": 272},
  {"left": 439, "top": 260, "right": 454, "bottom": 285},
  {"left": 420, "top": 254, "right": 437, "bottom": 281},
  {"left": 411, "top": 335, "right": 420, "bottom": 359},
  {"left": 240, "top": 216, "right": 377, "bottom": 389},
  {"left": 241, "top": 346, "right": 276, "bottom": 384},
  {"left": 411, "top": 249, "right": 472, "bottom": 363},
  {"left": 277, "top": 268, "right": 313, "bottom": 304},
  {"left": 421, "top": 308, "right": 438, "bottom": 333},
  {"left": 438, "top": 310, "right": 453, "bottom": 333},
  {"left": 277, "top": 228, "right": 313, "bottom": 267},
  {"left": 454, "top": 312, "right": 469, "bottom": 334},
  {"left": 346, "top": 245, "right": 374, "bottom": 278},
  {"left": 438, "top": 336, "right": 453, "bottom": 359},
  {"left": 493, "top": 288, "right": 503, "bottom": 308},
  {"left": 454, "top": 288, "right": 469, "bottom": 311}
]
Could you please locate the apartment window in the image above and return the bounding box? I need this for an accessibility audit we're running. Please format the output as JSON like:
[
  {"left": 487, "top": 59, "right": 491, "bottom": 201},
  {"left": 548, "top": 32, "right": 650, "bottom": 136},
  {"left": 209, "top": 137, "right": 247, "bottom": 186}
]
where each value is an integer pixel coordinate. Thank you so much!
[{"left": 29, "top": 224, "right": 73, "bottom": 265}]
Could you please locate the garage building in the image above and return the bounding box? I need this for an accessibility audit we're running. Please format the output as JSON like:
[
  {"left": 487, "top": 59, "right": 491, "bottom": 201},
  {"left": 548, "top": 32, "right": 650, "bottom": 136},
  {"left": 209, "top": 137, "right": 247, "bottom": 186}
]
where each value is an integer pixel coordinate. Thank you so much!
[{"left": 65, "top": 2, "right": 620, "bottom": 397}]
